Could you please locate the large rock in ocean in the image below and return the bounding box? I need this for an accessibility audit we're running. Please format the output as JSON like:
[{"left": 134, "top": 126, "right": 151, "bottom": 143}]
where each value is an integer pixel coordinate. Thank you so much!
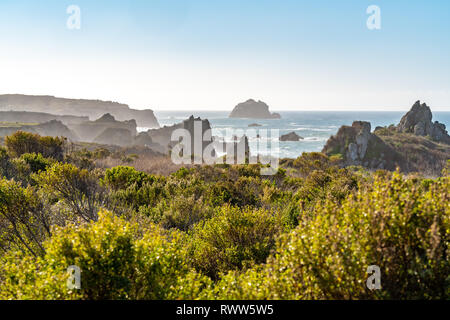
[
  {"left": 229, "top": 99, "right": 281, "bottom": 119},
  {"left": 397, "top": 100, "right": 450, "bottom": 144},
  {"left": 280, "top": 132, "right": 303, "bottom": 141}
]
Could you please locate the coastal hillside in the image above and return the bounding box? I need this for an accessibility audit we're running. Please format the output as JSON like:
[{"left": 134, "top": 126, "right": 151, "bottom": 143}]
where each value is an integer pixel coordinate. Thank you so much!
[{"left": 0, "top": 94, "right": 160, "bottom": 128}]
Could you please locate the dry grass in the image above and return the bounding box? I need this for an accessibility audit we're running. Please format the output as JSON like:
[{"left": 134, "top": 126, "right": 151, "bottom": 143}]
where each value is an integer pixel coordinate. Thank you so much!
[{"left": 380, "top": 133, "right": 450, "bottom": 177}]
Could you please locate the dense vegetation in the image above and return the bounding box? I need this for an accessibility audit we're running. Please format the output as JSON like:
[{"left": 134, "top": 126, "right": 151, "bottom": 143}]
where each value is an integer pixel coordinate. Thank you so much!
[{"left": 0, "top": 131, "right": 448, "bottom": 299}]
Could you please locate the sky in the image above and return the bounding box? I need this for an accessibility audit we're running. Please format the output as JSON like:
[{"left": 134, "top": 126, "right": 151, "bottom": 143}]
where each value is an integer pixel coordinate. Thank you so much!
[{"left": 0, "top": 0, "right": 449, "bottom": 111}]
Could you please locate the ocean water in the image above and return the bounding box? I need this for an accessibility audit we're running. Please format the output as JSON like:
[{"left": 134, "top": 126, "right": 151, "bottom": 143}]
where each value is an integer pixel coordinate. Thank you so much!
[{"left": 142, "top": 111, "right": 450, "bottom": 159}]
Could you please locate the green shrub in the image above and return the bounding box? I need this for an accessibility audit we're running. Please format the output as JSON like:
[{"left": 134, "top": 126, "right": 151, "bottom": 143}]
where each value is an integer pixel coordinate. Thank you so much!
[
  {"left": 190, "top": 205, "right": 281, "bottom": 279},
  {"left": 0, "top": 178, "right": 49, "bottom": 256},
  {"left": 209, "top": 172, "right": 450, "bottom": 299},
  {"left": 141, "top": 194, "right": 214, "bottom": 231},
  {"left": 103, "top": 166, "right": 160, "bottom": 191},
  {"left": 5, "top": 131, "right": 65, "bottom": 160},
  {"left": 34, "top": 163, "right": 106, "bottom": 222},
  {"left": 0, "top": 147, "right": 13, "bottom": 179},
  {"left": 0, "top": 210, "right": 205, "bottom": 300}
]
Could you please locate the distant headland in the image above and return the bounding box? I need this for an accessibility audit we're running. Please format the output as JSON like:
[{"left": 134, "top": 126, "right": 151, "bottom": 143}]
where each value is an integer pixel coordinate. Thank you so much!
[{"left": 0, "top": 94, "right": 160, "bottom": 128}]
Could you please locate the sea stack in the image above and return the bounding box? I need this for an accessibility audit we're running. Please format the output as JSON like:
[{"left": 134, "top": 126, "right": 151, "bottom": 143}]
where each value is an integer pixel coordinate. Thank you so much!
[{"left": 229, "top": 99, "right": 281, "bottom": 119}]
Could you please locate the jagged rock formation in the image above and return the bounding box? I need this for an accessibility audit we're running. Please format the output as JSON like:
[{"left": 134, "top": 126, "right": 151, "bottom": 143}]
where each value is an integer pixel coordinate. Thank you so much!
[
  {"left": 0, "top": 120, "right": 78, "bottom": 141},
  {"left": 322, "top": 121, "right": 405, "bottom": 170},
  {"left": 147, "top": 116, "right": 215, "bottom": 158},
  {"left": 69, "top": 113, "right": 137, "bottom": 143},
  {"left": 280, "top": 132, "right": 304, "bottom": 141},
  {"left": 133, "top": 132, "right": 153, "bottom": 146},
  {"left": 93, "top": 128, "right": 133, "bottom": 146},
  {"left": 397, "top": 100, "right": 450, "bottom": 144},
  {"left": 0, "top": 94, "right": 160, "bottom": 128},
  {"left": 229, "top": 99, "right": 281, "bottom": 119},
  {"left": 0, "top": 111, "right": 88, "bottom": 125},
  {"left": 323, "top": 103, "right": 450, "bottom": 175}
]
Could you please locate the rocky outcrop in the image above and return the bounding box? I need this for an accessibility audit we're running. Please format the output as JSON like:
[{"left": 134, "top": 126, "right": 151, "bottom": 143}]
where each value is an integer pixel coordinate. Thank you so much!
[
  {"left": 0, "top": 111, "right": 88, "bottom": 125},
  {"left": 322, "top": 121, "right": 404, "bottom": 170},
  {"left": 229, "top": 99, "right": 281, "bottom": 119},
  {"left": 397, "top": 100, "right": 450, "bottom": 144},
  {"left": 69, "top": 113, "right": 137, "bottom": 143},
  {"left": 0, "top": 94, "right": 160, "bottom": 128},
  {"left": 93, "top": 128, "right": 133, "bottom": 146},
  {"left": 147, "top": 116, "right": 215, "bottom": 157},
  {"left": 280, "top": 132, "right": 304, "bottom": 141},
  {"left": 323, "top": 102, "right": 450, "bottom": 175}
]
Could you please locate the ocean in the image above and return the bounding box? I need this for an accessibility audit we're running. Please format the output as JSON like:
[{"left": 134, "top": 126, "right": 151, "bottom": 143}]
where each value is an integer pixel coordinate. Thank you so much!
[{"left": 140, "top": 111, "right": 450, "bottom": 159}]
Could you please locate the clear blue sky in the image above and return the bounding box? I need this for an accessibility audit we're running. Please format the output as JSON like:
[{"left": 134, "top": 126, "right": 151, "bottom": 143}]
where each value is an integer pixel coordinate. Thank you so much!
[{"left": 0, "top": 0, "right": 449, "bottom": 111}]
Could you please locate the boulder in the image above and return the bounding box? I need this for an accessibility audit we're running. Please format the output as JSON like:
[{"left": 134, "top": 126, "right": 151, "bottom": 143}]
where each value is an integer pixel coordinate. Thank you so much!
[{"left": 280, "top": 132, "right": 304, "bottom": 141}]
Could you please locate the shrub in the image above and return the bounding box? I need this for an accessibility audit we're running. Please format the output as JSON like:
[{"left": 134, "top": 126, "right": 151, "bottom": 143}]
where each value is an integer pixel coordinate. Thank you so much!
[
  {"left": 292, "top": 152, "right": 332, "bottom": 176},
  {"left": 190, "top": 205, "right": 281, "bottom": 279},
  {"left": 103, "top": 166, "right": 159, "bottom": 191},
  {"left": 0, "top": 210, "right": 202, "bottom": 300},
  {"left": 0, "top": 178, "right": 49, "bottom": 256},
  {"left": 142, "top": 194, "right": 214, "bottom": 231},
  {"left": 209, "top": 172, "right": 450, "bottom": 299},
  {"left": 5, "top": 131, "right": 65, "bottom": 160},
  {"left": 34, "top": 163, "right": 106, "bottom": 222},
  {"left": 0, "top": 147, "right": 13, "bottom": 179}
]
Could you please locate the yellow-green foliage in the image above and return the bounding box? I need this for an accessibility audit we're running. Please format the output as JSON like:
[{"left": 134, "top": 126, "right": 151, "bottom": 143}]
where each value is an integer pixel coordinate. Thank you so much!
[
  {"left": 206, "top": 172, "right": 450, "bottom": 299},
  {"left": 1, "top": 130, "right": 449, "bottom": 300},
  {"left": 190, "top": 205, "right": 282, "bottom": 279},
  {"left": 5, "top": 131, "right": 65, "bottom": 160},
  {"left": 0, "top": 210, "right": 208, "bottom": 300},
  {"left": 0, "top": 178, "right": 47, "bottom": 256},
  {"left": 34, "top": 162, "right": 105, "bottom": 222}
]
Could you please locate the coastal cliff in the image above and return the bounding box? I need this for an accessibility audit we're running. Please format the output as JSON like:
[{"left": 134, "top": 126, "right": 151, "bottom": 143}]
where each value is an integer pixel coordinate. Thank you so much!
[{"left": 0, "top": 94, "right": 160, "bottom": 128}]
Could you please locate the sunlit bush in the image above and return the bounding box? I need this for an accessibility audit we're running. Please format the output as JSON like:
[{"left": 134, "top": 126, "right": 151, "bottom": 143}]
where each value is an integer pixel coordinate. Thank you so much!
[
  {"left": 190, "top": 205, "right": 281, "bottom": 279},
  {"left": 208, "top": 172, "right": 450, "bottom": 299},
  {"left": 0, "top": 210, "right": 205, "bottom": 300},
  {"left": 5, "top": 131, "right": 65, "bottom": 160}
]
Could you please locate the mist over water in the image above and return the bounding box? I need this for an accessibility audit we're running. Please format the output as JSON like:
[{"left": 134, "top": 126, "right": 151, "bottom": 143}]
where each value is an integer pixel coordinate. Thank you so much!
[{"left": 143, "top": 111, "right": 450, "bottom": 159}]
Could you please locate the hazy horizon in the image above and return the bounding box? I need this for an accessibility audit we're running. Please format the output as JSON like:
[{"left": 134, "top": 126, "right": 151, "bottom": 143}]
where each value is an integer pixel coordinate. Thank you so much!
[{"left": 1, "top": 1, "right": 450, "bottom": 111}]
